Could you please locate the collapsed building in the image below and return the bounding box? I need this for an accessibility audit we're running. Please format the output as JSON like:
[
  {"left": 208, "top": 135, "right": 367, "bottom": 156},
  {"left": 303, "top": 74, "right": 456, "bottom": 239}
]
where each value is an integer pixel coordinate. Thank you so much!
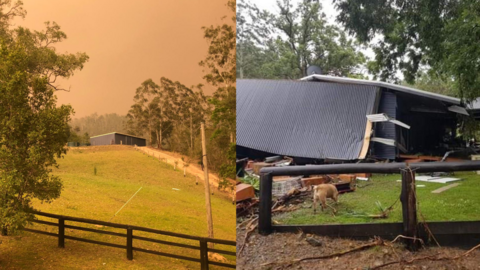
[{"left": 237, "top": 75, "right": 472, "bottom": 164}]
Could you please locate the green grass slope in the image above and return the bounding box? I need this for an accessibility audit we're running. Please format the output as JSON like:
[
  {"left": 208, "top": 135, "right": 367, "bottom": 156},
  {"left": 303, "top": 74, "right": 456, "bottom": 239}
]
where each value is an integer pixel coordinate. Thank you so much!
[
  {"left": 276, "top": 172, "right": 480, "bottom": 225},
  {"left": 0, "top": 145, "right": 235, "bottom": 269}
]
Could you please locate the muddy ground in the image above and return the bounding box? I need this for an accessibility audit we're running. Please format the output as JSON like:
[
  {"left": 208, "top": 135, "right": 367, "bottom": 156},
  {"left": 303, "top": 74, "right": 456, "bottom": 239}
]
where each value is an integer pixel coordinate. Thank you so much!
[{"left": 236, "top": 222, "right": 480, "bottom": 270}]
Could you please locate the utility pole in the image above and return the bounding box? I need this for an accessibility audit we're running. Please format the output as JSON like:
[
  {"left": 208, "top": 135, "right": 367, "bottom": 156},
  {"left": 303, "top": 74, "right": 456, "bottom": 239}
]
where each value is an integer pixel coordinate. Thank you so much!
[{"left": 201, "top": 122, "right": 214, "bottom": 247}]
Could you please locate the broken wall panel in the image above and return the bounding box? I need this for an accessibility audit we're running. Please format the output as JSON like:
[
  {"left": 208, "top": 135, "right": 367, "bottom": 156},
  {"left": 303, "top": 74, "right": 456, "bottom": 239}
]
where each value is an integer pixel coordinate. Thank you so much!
[
  {"left": 237, "top": 80, "right": 379, "bottom": 160},
  {"left": 373, "top": 91, "right": 398, "bottom": 160}
]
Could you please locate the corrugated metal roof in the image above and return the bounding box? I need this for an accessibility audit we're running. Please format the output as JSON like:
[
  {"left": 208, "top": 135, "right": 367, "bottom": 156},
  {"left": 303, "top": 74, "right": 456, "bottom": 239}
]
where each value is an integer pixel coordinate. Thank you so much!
[
  {"left": 301, "top": 74, "right": 461, "bottom": 105},
  {"left": 237, "top": 79, "right": 379, "bottom": 160},
  {"left": 90, "top": 132, "right": 146, "bottom": 139}
]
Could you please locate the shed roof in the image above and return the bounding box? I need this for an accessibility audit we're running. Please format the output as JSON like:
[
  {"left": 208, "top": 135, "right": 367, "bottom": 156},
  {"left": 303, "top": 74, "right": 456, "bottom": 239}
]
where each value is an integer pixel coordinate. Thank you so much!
[
  {"left": 237, "top": 79, "right": 378, "bottom": 160},
  {"left": 301, "top": 74, "right": 461, "bottom": 105},
  {"left": 90, "top": 132, "right": 146, "bottom": 140}
]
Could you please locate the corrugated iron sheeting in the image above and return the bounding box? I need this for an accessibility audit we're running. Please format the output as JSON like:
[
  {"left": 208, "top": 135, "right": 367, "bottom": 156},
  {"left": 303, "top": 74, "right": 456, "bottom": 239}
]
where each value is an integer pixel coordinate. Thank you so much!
[
  {"left": 374, "top": 91, "right": 398, "bottom": 159},
  {"left": 237, "top": 80, "right": 379, "bottom": 160}
]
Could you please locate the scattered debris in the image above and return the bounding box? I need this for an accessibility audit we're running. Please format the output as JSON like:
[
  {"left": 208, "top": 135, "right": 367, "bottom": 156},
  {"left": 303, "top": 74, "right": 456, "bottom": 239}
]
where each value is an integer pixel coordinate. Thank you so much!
[
  {"left": 431, "top": 183, "right": 461, "bottom": 194},
  {"left": 236, "top": 183, "right": 255, "bottom": 202},
  {"left": 172, "top": 188, "right": 180, "bottom": 191},
  {"left": 264, "top": 155, "right": 282, "bottom": 163},
  {"left": 261, "top": 237, "right": 385, "bottom": 267},
  {"left": 238, "top": 216, "right": 259, "bottom": 255},
  {"left": 305, "top": 236, "right": 323, "bottom": 247},
  {"left": 416, "top": 176, "right": 462, "bottom": 184},
  {"left": 252, "top": 162, "right": 274, "bottom": 175},
  {"left": 349, "top": 199, "right": 399, "bottom": 219},
  {"left": 301, "top": 176, "right": 330, "bottom": 187},
  {"left": 272, "top": 176, "right": 303, "bottom": 197},
  {"left": 236, "top": 198, "right": 258, "bottom": 217},
  {"left": 272, "top": 204, "right": 300, "bottom": 213},
  {"left": 370, "top": 241, "right": 480, "bottom": 269}
]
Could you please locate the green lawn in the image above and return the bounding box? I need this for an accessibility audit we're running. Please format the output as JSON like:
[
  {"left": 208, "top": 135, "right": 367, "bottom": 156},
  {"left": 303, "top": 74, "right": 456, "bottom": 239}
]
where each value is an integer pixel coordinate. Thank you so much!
[
  {"left": 0, "top": 145, "right": 235, "bottom": 269},
  {"left": 275, "top": 172, "right": 480, "bottom": 225}
]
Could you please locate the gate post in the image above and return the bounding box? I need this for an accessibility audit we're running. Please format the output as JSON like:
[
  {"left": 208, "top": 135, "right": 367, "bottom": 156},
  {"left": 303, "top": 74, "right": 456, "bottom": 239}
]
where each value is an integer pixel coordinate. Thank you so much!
[
  {"left": 200, "top": 239, "right": 209, "bottom": 270},
  {"left": 259, "top": 172, "right": 273, "bottom": 235},
  {"left": 401, "top": 168, "right": 419, "bottom": 250},
  {"left": 58, "top": 217, "right": 65, "bottom": 248},
  {"left": 127, "top": 227, "right": 133, "bottom": 260}
]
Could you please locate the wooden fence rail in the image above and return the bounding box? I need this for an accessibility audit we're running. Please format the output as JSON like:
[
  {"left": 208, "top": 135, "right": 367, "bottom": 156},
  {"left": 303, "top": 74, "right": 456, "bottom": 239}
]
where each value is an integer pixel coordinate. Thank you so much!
[
  {"left": 259, "top": 160, "right": 480, "bottom": 250},
  {"left": 24, "top": 211, "right": 236, "bottom": 270}
]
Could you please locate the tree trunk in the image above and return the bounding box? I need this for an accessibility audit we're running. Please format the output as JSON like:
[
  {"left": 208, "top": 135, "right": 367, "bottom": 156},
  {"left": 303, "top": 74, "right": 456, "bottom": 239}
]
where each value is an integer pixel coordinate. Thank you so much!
[
  {"left": 190, "top": 110, "right": 193, "bottom": 157},
  {"left": 239, "top": 47, "right": 244, "bottom": 79},
  {"left": 159, "top": 121, "right": 162, "bottom": 150}
]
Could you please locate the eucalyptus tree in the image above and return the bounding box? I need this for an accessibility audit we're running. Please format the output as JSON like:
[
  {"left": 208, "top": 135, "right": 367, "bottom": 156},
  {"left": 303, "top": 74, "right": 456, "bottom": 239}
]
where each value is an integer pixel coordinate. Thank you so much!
[
  {"left": 158, "top": 78, "right": 208, "bottom": 157},
  {"left": 0, "top": 0, "right": 88, "bottom": 234},
  {"left": 200, "top": 0, "right": 236, "bottom": 181},
  {"left": 126, "top": 79, "right": 161, "bottom": 147}
]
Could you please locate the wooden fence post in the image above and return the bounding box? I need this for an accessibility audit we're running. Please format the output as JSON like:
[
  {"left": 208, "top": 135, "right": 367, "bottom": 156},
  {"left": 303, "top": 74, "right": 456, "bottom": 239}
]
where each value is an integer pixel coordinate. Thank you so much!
[
  {"left": 199, "top": 239, "right": 209, "bottom": 270},
  {"left": 127, "top": 227, "right": 133, "bottom": 260},
  {"left": 259, "top": 172, "right": 273, "bottom": 235},
  {"left": 58, "top": 217, "right": 65, "bottom": 248},
  {"left": 401, "top": 168, "right": 418, "bottom": 250}
]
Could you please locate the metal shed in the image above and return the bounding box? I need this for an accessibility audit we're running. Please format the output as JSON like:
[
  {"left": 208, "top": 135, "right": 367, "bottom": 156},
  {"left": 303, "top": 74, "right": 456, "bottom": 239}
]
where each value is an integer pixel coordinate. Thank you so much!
[
  {"left": 237, "top": 75, "right": 468, "bottom": 162},
  {"left": 90, "top": 132, "right": 146, "bottom": 146}
]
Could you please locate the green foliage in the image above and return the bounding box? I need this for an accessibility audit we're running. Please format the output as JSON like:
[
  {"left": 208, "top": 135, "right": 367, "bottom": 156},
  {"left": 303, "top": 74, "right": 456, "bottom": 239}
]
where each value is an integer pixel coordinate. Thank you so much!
[
  {"left": 125, "top": 79, "right": 163, "bottom": 148},
  {"left": 67, "top": 125, "right": 81, "bottom": 143},
  {"left": 402, "top": 71, "right": 457, "bottom": 97},
  {"left": 199, "top": 0, "right": 236, "bottom": 183},
  {"left": 239, "top": 174, "right": 260, "bottom": 191},
  {"left": 0, "top": 0, "right": 88, "bottom": 234},
  {"left": 237, "top": 0, "right": 366, "bottom": 79},
  {"left": 126, "top": 77, "right": 208, "bottom": 155},
  {"left": 334, "top": 0, "right": 480, "bottom": 101},
  {"left": 217, "top": 143, "right": 236, "bottom": 191}
]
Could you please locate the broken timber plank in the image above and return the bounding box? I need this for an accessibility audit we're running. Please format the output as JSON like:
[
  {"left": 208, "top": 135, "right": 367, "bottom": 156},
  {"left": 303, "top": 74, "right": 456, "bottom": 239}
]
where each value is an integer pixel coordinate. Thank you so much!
[
  {"left": 431, "top": 183, "right": 460, "bottom": 194},
  {"left": 358, "top": 120, "right": 372, "bottom": 159}
]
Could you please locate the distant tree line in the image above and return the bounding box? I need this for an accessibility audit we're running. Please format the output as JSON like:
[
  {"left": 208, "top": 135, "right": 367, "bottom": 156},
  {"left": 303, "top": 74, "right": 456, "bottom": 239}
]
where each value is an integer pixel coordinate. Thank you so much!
[{"left": 68, "top": 113, "right": 128, "bottom": 144}]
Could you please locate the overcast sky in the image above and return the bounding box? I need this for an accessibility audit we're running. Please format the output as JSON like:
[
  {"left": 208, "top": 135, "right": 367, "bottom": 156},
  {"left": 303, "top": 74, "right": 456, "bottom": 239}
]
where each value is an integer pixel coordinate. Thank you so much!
[
  {"left": 255, "top": 0, "right": 339, "bottom": 23},
  {"left": 15, "top": 0, "right": 230, "bottom": 118}
]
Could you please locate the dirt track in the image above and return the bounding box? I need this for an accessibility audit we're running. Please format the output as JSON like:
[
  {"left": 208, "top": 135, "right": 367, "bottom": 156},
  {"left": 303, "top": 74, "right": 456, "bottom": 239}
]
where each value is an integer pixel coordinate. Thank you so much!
[{"left": 136, "top": 146, "right": 235, "bottom": 198}]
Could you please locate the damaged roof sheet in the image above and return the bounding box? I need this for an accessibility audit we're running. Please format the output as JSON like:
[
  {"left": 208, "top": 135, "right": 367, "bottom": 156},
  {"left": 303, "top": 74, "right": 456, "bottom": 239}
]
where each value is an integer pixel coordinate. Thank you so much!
[
  {"left": 301, "top": 74, "right": 461, "bottom": 105},
  {"left": 237, "top": 79, "right": 378, "bottom": 160}
]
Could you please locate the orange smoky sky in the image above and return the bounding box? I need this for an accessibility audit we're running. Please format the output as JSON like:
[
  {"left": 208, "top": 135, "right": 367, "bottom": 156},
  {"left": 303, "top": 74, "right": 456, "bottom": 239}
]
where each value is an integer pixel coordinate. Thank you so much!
[{"left": 14, "top": 0, "right": 230, "bottom": 118}]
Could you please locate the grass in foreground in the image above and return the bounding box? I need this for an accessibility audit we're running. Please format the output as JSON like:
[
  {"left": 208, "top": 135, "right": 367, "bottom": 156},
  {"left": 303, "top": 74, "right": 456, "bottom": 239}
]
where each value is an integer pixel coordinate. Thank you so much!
[
  {"left": 275, "top": 172, "right": 480, "bottom": 225},
  {"left": 0, "top": 145, "right": 235, "bottom": 269}
]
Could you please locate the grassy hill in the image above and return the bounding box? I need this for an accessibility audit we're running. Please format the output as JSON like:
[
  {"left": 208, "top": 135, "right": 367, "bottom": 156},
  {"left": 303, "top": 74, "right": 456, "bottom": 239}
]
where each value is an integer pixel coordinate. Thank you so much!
[{"left": 0, "top": 145, "right": 235, "bottom": 269}]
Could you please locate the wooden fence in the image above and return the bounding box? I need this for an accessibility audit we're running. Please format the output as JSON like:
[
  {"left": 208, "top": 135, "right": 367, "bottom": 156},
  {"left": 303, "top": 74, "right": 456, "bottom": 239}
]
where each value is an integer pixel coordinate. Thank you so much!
[
  {"left": 24, "top": 211, "right": 236, "bottom": 270},
  {"left": 259, "top": 160, "right": 480, "bottom": 250}
]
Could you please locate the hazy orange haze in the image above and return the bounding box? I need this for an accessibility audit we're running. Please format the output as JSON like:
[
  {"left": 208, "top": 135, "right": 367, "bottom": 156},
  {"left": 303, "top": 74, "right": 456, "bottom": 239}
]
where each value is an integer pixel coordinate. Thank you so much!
[{"left": 15, "top": 0, "right": 229, "bottom": 118}]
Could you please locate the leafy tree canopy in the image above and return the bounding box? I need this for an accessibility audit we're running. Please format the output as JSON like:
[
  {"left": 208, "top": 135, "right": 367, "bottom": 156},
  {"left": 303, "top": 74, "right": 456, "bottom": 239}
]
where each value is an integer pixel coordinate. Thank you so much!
[
  {"left": 200, "top": 0, "right": 236, "bottom": 182},
  {"left": 0, "top": 0, "right": 88, "bottom": 234},
  {"left": 237, "top": 0, "right": 366, "bottom": 79},
  {"left": 334, "top": 0, "right": 480, "bottom": 100}
]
